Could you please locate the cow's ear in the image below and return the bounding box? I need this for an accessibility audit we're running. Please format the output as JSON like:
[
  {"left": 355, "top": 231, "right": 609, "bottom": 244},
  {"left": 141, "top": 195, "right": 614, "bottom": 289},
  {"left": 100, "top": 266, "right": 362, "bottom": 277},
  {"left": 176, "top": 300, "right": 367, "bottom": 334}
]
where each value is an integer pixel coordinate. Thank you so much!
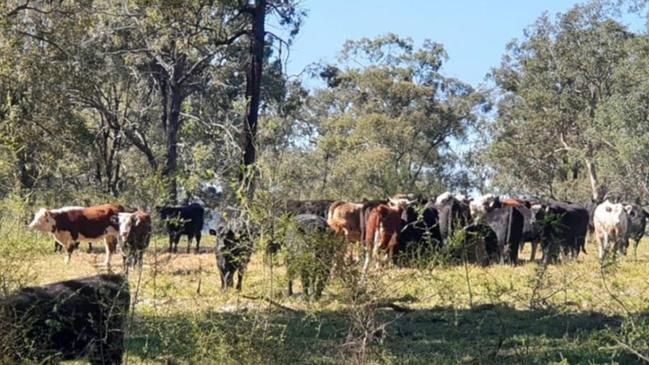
[
  {"left": 624, "top": 205, "right": 634, "bottom": 214},
  {"left": 133, "top": 215, "right": 141, "bottom": 226}
]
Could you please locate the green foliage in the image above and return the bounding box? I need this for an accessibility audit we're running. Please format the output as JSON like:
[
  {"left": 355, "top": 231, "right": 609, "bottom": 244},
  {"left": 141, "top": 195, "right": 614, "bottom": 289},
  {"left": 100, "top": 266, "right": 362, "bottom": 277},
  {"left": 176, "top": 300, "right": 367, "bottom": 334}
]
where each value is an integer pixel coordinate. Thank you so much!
[{"left": 486, "top": 2, "right": 649, "bottom": 201}]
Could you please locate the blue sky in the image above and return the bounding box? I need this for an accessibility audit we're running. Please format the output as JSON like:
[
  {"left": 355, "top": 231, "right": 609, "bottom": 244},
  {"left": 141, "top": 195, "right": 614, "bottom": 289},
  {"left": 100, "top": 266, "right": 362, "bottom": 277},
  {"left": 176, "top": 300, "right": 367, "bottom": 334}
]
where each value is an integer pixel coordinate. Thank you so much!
[{"left": 279, "top": 0, "right": 646, "bottom": 87}]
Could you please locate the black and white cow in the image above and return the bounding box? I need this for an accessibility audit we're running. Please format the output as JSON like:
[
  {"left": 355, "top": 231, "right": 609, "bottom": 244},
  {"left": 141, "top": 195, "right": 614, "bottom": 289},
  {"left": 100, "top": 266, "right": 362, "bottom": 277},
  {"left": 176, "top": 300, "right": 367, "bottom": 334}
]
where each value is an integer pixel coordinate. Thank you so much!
[
  {"left": 0, "top": 274, "right": 129, "bottom": 365},
  {"left": 215, "top": 220, "right": 253, "bottom": 292},
  {"left": 623, "top": 203, "right": 649, "bottom": 256}
]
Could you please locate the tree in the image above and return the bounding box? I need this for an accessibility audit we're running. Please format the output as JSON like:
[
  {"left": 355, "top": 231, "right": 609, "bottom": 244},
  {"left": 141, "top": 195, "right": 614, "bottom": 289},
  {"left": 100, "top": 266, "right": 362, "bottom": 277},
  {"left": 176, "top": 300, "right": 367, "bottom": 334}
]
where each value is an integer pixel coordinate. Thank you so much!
[
  {"left": 276, "top": 34, "right": 485, "bottom": 199},
  {"left": 488, "top": 3, "right": 639, "bottom": 201}
]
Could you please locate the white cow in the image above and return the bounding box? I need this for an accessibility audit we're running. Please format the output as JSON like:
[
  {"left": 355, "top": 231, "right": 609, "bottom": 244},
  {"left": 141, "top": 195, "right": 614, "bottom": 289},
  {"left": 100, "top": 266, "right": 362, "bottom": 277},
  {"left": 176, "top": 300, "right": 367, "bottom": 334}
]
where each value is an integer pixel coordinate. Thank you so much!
[{"left": 593, "top": 200, "right": 631, "bottom": 260}]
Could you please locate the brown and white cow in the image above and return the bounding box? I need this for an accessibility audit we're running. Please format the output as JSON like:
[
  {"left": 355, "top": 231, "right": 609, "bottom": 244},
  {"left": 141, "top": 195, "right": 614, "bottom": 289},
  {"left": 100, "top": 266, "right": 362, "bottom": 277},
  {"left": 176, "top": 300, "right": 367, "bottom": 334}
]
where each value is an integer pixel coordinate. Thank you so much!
[
  {"left": 593, "top": 200, "right": 631, "bottom": 260},
  {"left": 28, "top": 204, "right": 129, "bottom": 267},
  {"left": 363, "top": 204, "right": 403, "bottom": 272},
  {"left": 113, "top": 210, "right": 151, "bottom": 272}
]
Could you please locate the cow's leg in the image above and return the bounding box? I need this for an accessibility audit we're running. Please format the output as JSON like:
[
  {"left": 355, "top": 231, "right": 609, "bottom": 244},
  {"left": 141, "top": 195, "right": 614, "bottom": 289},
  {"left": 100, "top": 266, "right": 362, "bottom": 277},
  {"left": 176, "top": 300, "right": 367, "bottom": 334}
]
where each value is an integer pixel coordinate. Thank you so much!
[
  {"left": 236, "top": 269, "right": 244, "bottom": 291},
  {"left": 104, "top": 237, "right": 117, "bottom": 268},
  {"left": 530, "top": 240, "right": 538, "bottom": 261},
  {"left": 186, "top": 234, "right": 193, "bottom": 254},
  {"left": 64, "top": 242, "right": 74, "bottom": 264},
  {"left": 54, "top": 241, "right": 61, "bottom": 252},
  {"left": 195, "top": 232, "right": 202, "bottom": 253},
  {"left": 173, "top": 234, "right": 181, "bottom": 253},
  {"left": 363, "top": 248, "right": 371, "bottom": 274},
  {"left": 634, "top": 238, "right": 640, "bottom": 258},
  {"left": 168, "top": 235, "right": 174, "bottom": 253},
  {"left": 218, "top": 266, "right": 227, "bottom": 291},
  {"left": 87, "top": 242, "right": 93, "bottom": 253},
  {"left": 597, "top": 233, "right": 605, "bottom": 260}
]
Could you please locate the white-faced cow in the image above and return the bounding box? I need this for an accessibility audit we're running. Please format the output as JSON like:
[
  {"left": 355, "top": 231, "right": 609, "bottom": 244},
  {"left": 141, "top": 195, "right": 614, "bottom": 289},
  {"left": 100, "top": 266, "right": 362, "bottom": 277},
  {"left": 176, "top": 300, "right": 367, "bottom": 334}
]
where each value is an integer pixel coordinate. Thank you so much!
[
  {"left": 113, "top": 211, "right": 151, "bottom": 272},
  {"left": 593, "top": 200, "right": 630, "bottom": 260},
  {"left": 28, "top": 204, "right": 129, "bottom": 267}
]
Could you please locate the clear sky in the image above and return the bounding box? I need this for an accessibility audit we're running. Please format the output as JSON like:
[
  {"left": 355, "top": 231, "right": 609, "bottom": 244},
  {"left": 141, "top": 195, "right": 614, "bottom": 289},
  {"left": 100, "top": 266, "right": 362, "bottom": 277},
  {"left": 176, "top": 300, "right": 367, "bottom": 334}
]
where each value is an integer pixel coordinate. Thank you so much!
[{"left": 280, "top": 0, "right": 646, "bottom": 87}]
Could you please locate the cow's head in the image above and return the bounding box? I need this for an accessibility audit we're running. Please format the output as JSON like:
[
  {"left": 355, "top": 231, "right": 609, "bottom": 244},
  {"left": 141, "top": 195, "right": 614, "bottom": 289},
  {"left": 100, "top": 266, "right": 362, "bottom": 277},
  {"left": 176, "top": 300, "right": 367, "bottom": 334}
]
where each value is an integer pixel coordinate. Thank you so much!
[
  {"left": 469, "top": 194, "right": 499, "bottom": 222},
  {"left": 113, "top": 212, "right": 146, "bottom": 247},
  {"left": 435, "top": 192, "right": 454, "bottom": 207},
  {"left": 388, "top": 194, "right": 417, "bottom": 208},
  {"left": 28, "top": 208, "right": 54, "bottom": 232}
]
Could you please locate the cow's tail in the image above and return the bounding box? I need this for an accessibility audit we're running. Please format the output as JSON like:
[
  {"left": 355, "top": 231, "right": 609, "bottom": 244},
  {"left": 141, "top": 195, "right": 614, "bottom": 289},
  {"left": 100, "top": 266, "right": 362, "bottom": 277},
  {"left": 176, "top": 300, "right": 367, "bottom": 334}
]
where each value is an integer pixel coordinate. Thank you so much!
[{"left": 327, "top": 201, "right": 346, "bottom": 221}]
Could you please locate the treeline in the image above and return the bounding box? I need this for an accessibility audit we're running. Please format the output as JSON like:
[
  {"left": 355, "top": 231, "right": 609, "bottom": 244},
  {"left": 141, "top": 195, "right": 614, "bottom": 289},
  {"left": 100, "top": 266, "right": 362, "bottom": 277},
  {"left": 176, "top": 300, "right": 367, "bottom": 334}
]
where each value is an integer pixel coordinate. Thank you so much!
[{"left": 1, "top": 0, "right": 648, "bottom": 208}]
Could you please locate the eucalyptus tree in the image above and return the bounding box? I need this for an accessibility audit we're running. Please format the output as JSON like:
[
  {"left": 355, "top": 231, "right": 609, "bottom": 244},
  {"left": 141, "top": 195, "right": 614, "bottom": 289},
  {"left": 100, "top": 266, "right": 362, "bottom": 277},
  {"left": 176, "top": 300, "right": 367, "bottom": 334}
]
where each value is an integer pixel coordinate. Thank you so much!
[
  {"left": 293, "top": 34, "right": 485, "bottom": 199},
  {"left": 488, "top": 3, "right": 637, "bottom": 201}
]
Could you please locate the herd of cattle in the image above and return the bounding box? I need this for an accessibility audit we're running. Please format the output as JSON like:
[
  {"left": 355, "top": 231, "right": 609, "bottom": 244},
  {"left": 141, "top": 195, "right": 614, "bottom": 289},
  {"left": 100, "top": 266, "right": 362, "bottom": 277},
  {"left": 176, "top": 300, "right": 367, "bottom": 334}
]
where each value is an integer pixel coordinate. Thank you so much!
[
  {"left": 23, "top": 192, "right": 649, "bottom": 283},
  {"left": 2, "top": 192, "right": 647, "bottom": 364}
]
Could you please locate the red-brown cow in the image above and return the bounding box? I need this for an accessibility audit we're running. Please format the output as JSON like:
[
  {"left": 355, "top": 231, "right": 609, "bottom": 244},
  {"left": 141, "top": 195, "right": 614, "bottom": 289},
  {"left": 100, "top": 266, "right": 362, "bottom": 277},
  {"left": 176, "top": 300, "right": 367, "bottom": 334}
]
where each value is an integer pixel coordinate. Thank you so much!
[
  {"left": 363, "top": 204, "right": 403, "bottom": 272},
  {"left": 28, "top": 204, "right": 129, "bottom": 267}
]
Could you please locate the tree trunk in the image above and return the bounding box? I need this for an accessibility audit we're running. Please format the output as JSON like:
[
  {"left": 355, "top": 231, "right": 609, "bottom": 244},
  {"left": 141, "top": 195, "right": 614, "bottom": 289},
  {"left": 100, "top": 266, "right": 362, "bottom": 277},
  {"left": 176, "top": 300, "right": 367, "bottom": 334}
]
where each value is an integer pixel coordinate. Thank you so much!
[
  {"left": 163, "top": 86, "right": 183, "bottom": 204},
  {"left": 584, "top": 157, "right": 600, "bottom": 201},
  {"left": 239, "top": 0, "right": 266, "bottom": 198}
]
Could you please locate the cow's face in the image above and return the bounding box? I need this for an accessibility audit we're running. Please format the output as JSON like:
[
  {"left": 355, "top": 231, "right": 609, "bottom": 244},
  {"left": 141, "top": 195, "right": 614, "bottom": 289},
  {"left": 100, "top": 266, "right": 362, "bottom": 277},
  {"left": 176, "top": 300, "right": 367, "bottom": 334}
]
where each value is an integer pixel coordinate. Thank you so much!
[
  {"left": 28, "top": 208, "right": 54, "bottom": 232},
  {"left": 470, "top": 194, "right": 497, "bottom": 222}
]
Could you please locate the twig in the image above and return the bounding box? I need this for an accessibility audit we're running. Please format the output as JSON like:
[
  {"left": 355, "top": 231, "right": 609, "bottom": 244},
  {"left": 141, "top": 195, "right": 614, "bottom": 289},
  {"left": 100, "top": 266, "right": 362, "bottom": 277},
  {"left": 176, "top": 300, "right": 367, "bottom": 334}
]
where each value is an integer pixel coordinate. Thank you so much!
[
  {"left": 241, "top": 294, "right": 299, "bottom": 313},
  {"left": 614, "top": 338, "right": 649, "bottom": 364}
]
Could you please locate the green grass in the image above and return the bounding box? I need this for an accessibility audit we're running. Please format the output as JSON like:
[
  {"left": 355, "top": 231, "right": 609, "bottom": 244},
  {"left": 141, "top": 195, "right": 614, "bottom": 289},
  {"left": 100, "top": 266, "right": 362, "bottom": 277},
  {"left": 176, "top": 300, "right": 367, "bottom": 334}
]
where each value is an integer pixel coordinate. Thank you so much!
[{"left": 8, "top": 232, "right": 649, "bottom": 365}]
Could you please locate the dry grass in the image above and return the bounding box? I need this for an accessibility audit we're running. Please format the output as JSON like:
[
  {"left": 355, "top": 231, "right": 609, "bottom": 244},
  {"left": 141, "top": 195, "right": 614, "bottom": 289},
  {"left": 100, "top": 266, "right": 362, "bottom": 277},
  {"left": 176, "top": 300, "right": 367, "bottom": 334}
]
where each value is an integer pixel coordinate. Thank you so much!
[{"left": 13, "top": 234, "right": 649, "bottom": 364}]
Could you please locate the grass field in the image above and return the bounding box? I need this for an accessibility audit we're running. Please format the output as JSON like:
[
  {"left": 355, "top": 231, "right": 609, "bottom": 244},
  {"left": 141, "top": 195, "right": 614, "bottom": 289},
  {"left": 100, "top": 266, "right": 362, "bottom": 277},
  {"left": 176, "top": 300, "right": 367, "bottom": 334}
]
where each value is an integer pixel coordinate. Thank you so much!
[{"left": 7, "top": 232, "right": 649, "bottom": 365}]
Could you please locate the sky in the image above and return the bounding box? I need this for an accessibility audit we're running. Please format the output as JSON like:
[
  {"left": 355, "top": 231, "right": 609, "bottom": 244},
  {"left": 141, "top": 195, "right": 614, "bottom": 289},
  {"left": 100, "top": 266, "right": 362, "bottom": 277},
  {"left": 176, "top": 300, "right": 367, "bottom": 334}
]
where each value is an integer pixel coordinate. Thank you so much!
[{"left": 278, "top": 0, "right": 646, "bottom": 88}]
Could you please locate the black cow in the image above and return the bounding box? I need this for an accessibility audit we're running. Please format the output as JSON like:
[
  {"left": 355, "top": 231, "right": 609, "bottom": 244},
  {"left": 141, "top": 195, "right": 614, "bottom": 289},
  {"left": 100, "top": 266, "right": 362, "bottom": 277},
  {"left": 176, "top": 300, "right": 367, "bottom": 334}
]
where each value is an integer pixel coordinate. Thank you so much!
[
  {"left": 396, "top": 199, "right": 441, "bottom": 265},
  {"left": 285, "top": 214, "right": 340, "bottom": 300},
  {"left": 0, "top": 274, "right": 129, "bottom": 365},
  {"left": 215, "top": 221, "right": 253, "bottom": 291},
  {"left": 435, "top": 192, "right": 472, "bottom": 243},
  {"left": 481, "top": 203, "right": 525, "bottom": 265},
  {"left": 157, "top": 203, "right": 204, "bottom": 253},
  {"left": 622, "top": 203, "right": 649, "bottom": 257},
  {"left": 463, "top": 222, "right": 499, "bottom": 265},
  {"left": 537, "top": 201, "right": 589, "bottom": 263}
]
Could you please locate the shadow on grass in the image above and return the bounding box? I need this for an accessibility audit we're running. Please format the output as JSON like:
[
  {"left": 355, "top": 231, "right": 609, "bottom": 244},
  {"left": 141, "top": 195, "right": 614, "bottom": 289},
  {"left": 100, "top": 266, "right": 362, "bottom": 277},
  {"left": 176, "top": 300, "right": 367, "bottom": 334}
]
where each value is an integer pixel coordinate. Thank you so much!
[{"left": 124, "top": 303, "right": 644, "bottom": 365}]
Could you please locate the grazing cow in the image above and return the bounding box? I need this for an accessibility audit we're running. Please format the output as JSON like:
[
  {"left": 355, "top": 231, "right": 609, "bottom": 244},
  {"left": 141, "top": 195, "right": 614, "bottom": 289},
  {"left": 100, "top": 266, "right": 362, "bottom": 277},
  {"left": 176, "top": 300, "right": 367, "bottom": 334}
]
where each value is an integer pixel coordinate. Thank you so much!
[
  {"left": 283, "top": 199, "right": 334, "bottom": 218},
  {"left": 0, "top": 274, "right": 129, "bottom": 365},
  {"left": 538, "top": 201, "right": 590, "bottom": 263},
  {"left": 113, "top": 210, "right": 151, "bottom": 272},
  {"left": 157, "top": 203, "right": 204, "bottom": 253},
  {"left": 363, "top": 204, "right": 403, "bottom": 272},
  {"left": 285, "top": 214, "right": 339, "bottom": 299},
  {"left": 396, "top": 199, "right": 441, "bottom": 264},
  {"left": 215, "top": 221, "right": 253, "bottom": 292},
  {"left": 623, "top": 203, "right": 649, "bottom": 256},
  {"left": 593, "top": 200, "right": 630, "bottom": 260},
  {"left": 435, "top": 192, "right": 472, "bottom": 242},
  {"left": 28, "top": 204, "right": 127, "bottom": 267}
]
